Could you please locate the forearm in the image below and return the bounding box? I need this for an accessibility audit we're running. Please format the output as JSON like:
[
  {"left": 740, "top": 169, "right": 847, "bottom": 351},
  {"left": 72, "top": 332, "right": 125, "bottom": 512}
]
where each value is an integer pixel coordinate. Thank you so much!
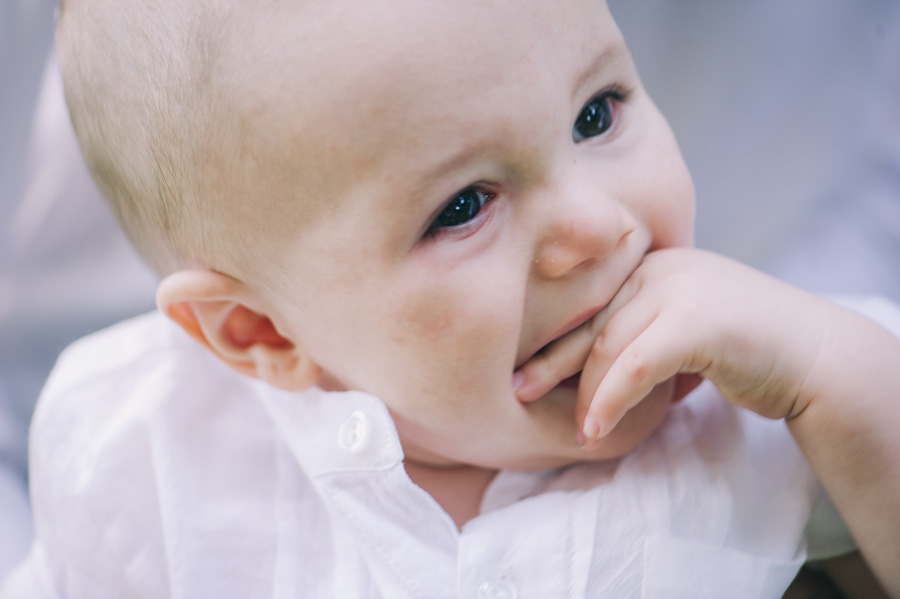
[{"left": 788, "top": 306, "right": 900, "bottom": 597}]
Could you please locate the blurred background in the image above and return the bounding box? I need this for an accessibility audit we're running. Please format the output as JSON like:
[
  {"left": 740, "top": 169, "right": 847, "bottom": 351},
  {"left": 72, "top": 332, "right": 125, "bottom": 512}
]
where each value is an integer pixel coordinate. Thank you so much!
[
  {"left": 2, "top": 0, "right": 899, "bottom": 582},
  {"left": 611, "top": 0, "right": 900, "bottom": 292},
  {"left": 1, "top": 0, "right": 158, "bottom": 577}
]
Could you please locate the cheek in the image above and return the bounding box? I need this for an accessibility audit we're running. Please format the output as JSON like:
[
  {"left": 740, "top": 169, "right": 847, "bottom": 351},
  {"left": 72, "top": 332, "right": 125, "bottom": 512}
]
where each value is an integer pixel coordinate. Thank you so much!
[
  {"left": 393, "top": 284, "right": 509, "bottom": 373},
  {"left": 652, "top": 163, "right": 695, "bottom": 249},
  {"left": 386, "top": 268, "right": 524, "bottom": 392},
  {"left": 396, "top": 294, "right": 456, "bottom": 343},
  {"left": 393, "top": 248, "right": 525, "bottom": 355},
  {"left": 634, "top": 128, "right": 696, "bottom": 249},
  {"left": 370, "top": 282, "right": 521, "bottom": 456}
]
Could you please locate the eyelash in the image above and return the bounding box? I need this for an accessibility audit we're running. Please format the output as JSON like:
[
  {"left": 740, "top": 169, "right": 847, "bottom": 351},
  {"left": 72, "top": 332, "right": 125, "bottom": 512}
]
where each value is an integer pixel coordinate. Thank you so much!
[
  {"left": 572, "top": 84, "right": 632, "bottom": 143},
  {"left": 425, "top": 185, "right": 497, "bottom": 239}
]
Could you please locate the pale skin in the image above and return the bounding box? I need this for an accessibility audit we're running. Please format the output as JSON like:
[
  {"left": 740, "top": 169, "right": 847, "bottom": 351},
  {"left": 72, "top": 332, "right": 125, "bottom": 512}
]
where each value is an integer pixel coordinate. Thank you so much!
[
  {"left": 62, "top": 0, "right": 899, "bottom": 594},
  {"left": 158, "top": 0, "right": 697, "bottom": 496}
]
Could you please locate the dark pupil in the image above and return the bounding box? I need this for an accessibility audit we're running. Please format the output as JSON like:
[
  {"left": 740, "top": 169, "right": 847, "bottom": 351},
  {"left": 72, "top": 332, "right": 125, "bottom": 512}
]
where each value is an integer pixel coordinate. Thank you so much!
[
  {"left": 574, "top": 97, "right": 612, "bottom": 139},
  {"left": 435, "top": 189, "right": 481, "bottom": 228}
]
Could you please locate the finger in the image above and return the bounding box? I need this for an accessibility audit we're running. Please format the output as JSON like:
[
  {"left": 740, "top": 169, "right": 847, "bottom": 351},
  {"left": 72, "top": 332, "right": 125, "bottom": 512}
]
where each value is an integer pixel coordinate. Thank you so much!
[
  {"left": 515, "top": 273, "right": 644, "bottom": 403},
  {"left": 581, "top": 319, "right": 697, "bottom": 441},
  {"left": 573, "top": 290, "right": 658, "bottom": 429},
  {"left": 514, "top": 325, "right": 595, "bottom": 402}
]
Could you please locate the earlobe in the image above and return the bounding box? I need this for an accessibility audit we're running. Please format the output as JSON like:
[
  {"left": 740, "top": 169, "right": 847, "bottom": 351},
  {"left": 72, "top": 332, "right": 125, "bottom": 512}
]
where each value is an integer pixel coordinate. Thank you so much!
[{"left": 156, "top": 270, "right": 322, "bottom": 391}]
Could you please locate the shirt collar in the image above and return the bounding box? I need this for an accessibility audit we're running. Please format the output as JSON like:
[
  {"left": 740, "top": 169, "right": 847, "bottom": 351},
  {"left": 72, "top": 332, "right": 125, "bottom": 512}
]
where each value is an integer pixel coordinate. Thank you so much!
[{"left": 257, "top": 385, "right": 406, "bottom": 479}]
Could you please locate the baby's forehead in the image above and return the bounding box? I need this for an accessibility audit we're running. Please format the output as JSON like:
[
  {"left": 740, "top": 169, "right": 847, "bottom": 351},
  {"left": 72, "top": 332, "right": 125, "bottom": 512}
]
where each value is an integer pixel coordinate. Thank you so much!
[
  {"left": 237, "top": 0, "right": 623, "bottom": 173},
  {"left": 134, "top": 0, "right": 625, "bottom": 241}
]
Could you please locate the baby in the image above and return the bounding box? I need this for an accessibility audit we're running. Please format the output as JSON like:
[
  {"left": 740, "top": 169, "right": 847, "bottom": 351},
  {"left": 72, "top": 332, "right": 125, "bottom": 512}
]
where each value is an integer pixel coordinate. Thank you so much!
[{"left": 4, "top": 0, "right": 900, "bottom": 596}]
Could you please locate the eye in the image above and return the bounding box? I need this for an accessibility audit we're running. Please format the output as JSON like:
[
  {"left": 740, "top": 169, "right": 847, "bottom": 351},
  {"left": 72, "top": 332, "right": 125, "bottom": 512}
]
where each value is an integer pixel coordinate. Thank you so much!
[
  {"left": 429, "top": 187, "right": 495, "bottom": 231},
  {"left": 572, "top": 86, "right": 629, "bottom": 142}
]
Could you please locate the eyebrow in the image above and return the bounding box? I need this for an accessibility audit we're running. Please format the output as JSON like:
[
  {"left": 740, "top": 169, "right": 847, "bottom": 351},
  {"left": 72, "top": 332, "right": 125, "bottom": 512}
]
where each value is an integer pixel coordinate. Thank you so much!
[
  {"left": 572, "top": 45, "right": 624, "bottom": 99},
  {"left": 415, "top": 45, "right": 629, "bottom": 197},
  {"left": 418, "top": 140, "right": 492, "bottom": 190}
]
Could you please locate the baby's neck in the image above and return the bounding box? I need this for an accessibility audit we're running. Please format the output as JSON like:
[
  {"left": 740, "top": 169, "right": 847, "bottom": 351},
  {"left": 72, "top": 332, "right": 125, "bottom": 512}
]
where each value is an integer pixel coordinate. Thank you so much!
[{"left": 404, "top": 461, "right": 498, "bottom": 529}]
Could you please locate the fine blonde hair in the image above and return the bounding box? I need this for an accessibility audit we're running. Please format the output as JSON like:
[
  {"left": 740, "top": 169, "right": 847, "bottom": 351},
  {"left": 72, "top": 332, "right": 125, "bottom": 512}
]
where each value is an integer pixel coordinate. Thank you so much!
[{"left": 57, "top": 0, "right": 266, "bottom": 277}]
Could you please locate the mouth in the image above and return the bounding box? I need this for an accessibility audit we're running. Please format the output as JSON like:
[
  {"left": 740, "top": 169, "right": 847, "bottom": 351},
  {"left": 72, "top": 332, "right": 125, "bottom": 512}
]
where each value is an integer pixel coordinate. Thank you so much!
[
  {"left": 557, "top": 370, "right": 582, "bottom": 389},
  {"left": 512, "top": 250, "right": 648, "bottom": 399},
  {"left": 513, "top": 233, "right": 650, "bottom": 394},
  {"left": 514, "top": 301, "right": 608, "bottom": 372}
]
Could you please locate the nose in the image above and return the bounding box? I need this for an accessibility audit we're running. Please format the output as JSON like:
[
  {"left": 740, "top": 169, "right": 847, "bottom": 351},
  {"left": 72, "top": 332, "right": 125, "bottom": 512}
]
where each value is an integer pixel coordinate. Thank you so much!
[{"left": 533, "top": 182, "right": 636, "bottom": 278}]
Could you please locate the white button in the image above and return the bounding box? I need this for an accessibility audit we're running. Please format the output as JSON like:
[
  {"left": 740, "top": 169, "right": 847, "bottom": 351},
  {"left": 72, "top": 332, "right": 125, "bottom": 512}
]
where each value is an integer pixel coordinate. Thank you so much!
[
  {"left": 337, "top": 411, "right": 370, "bottom": 453},
  {"left": 477, "top": 579, "right": 517, "bottom": 599}
]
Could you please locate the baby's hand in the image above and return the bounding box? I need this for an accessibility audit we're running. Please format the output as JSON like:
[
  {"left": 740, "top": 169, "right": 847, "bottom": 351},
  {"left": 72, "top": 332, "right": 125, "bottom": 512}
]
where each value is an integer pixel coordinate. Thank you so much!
[{"left": 515, "top": 248, "right": 835, "bottom": 445}]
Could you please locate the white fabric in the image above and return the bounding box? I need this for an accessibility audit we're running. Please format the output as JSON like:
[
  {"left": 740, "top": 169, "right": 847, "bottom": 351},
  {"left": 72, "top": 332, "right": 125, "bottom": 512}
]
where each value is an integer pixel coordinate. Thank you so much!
[{"left": 10, "top": 303, "right": 899, "bottom": 598}]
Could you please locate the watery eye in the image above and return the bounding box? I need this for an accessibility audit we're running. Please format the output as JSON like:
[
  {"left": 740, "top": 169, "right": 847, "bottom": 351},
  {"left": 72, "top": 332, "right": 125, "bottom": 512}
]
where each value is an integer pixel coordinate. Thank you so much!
[
  {"left": 572, "top": 94, "right": 616, "bottom": 142},
  {"left": 430, "top": 187, "right": 494, "bottom": 230}
]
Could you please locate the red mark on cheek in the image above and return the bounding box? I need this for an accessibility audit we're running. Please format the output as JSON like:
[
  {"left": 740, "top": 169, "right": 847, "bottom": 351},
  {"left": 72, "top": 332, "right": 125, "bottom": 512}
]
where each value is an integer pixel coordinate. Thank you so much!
[
  {"left": 410, "top": 312, "right": 454, "bottom": 342},
  {"left": 397, "top": 296, "right": 456, "bottom": 343},
  {"left": 426, "top": 314, "right": 453, "bottom": 339}
]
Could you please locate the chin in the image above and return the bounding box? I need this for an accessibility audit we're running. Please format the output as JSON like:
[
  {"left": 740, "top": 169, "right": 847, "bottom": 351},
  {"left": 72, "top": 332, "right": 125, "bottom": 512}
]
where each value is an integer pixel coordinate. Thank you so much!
[
  {"left": 535, "top": 377, "right": 676, "bottom": 466},
  {"left": 586, "top": 379, "right": 675, "bottom": 461}
]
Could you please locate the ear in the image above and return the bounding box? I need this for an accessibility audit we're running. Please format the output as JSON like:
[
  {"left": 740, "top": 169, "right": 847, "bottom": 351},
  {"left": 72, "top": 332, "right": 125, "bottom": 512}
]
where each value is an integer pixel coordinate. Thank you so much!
[{"left": 156, "top": 270, "right": 322, "bottom": 392}]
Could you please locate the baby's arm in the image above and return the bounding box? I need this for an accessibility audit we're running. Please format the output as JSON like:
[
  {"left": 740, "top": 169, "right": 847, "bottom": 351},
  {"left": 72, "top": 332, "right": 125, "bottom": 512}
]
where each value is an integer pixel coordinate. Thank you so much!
[
  {"left": 515, "top": 248, "right": 900, "bottom": 596},
  {"left": 781, "top": 300, "right": 900, "bottom": 598}
]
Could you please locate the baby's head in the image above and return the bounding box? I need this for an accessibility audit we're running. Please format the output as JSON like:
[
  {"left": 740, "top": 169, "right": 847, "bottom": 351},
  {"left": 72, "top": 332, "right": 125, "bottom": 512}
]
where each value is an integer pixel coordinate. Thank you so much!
[{"left": 58, "top": 0, "right": 695, "bottom": 470}]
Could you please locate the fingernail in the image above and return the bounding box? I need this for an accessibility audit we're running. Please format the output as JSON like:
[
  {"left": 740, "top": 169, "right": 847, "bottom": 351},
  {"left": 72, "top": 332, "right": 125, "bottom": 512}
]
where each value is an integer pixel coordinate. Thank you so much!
[
  {"left": 512, "top": 371, "right": 525, "bottom": 390},
  {"left": 583, "top": 416, "right": 603, "bottom": 440},
  {"left": 575, "top": 429, "right": 588, "bottom": 448}
]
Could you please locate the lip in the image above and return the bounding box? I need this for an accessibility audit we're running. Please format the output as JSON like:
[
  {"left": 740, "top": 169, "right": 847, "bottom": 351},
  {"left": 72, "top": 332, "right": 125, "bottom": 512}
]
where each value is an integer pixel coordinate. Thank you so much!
[
  {"left": 514, "top": 242, "right": 648, "bottom": 372},
  {"left": 545, "top": 305, "right": 604, "bottom": 351},
  {"left": 514, "top": 304, "right": 605, "bottom": 370}
]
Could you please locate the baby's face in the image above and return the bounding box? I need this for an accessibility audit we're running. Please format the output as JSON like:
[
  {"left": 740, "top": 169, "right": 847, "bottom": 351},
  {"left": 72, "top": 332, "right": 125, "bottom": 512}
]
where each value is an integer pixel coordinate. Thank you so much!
[{"left": 244, "top": 0, "right": 694, "bottom": 469}]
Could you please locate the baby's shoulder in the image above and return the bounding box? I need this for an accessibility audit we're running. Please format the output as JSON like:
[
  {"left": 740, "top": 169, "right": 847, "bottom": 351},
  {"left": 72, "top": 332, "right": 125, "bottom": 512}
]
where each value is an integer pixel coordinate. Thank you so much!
[
  {"left": 28, "top": 312, "right": 285, "bottom": 591},
  {"left": 32, "top": 311, "right": 272, "bottom": 459}
]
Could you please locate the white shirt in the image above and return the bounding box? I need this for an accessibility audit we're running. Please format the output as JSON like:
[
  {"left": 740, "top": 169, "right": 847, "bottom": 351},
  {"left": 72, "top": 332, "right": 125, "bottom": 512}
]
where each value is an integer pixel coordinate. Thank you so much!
[{"left": 11, "top": 302, "right": 900, "bottom": 598}]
